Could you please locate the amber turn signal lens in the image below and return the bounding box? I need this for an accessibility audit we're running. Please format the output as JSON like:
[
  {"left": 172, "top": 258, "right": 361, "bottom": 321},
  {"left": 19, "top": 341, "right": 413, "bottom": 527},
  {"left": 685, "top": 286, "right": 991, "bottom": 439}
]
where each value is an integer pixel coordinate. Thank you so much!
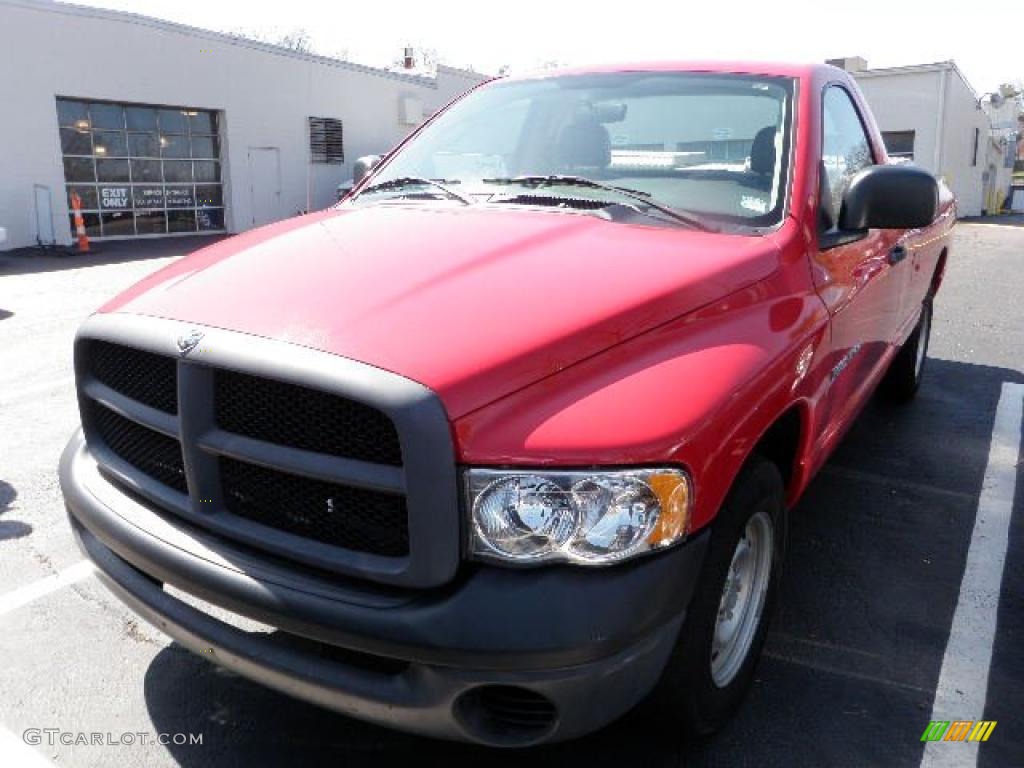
[{"left": 646, "top": 471, "right": 691, "bottom": 547}]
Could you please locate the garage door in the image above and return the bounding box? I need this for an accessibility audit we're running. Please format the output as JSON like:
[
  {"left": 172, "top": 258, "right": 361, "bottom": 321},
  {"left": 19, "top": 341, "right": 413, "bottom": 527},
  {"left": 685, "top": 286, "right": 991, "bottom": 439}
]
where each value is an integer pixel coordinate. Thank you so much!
[{"left": 57, "top": 98, "right": 226, "bottom": 239}]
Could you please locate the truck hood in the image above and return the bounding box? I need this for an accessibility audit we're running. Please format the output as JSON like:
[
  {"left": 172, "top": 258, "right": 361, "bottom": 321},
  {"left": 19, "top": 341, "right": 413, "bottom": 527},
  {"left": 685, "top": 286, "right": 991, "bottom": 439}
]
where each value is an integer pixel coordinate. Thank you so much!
[{"left": 103, "top": 205, "right": 780, "bottom": 418}]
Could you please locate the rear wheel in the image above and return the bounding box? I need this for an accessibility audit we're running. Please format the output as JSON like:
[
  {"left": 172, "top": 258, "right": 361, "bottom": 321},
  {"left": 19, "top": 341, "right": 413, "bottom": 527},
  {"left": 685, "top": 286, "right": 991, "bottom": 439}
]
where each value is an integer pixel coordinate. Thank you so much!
[
  {"left": 647, "top": 457, "right": 787, "bottom": 738},
  {"left": 883, "top": 301, "right": 932, "bottom": 402}
]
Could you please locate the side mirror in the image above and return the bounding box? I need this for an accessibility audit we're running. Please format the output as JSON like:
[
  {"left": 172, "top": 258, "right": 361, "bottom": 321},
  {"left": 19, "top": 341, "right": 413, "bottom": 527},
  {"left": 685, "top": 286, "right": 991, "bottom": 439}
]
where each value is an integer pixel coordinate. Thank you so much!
[
  {"left": 353, "top": 155, "right": 383, "bottom": 186},
  {"left": 839, "top": 164, "right": 938, "bottom": 231}
]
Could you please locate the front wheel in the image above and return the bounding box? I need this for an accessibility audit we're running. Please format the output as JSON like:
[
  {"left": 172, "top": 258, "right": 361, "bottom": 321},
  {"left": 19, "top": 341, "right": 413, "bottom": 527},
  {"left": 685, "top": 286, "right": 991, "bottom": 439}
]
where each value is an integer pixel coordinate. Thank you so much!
[
  {"left": 883, "top": 301, "right": 932, "bottom": 402},
  {"left": 647, "top": 457, "right": 787, "bottom": 739}
]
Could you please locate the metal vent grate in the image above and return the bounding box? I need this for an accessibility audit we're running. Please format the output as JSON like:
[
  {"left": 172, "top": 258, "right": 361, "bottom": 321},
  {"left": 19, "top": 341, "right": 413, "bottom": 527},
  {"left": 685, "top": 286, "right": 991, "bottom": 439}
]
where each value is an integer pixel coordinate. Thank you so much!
[
  {"left": 214, "top": 369, "right": 403, "bottom": 466},
  {"left": 219, "top": 458, "right": 409, "bottom": 557},
  {"left": 86, "top": 400, "right": 187, "bottom": 492},
  {"left": 309, "top": 117, "right": 344, "bottom": 164},
  {"left": 81, "top": 340, "right": 177, "bottom": 414}
]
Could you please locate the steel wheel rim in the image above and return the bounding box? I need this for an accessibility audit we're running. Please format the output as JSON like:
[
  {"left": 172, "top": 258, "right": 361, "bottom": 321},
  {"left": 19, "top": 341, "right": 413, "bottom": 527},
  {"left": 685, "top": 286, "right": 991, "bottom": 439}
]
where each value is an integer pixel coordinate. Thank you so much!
[
  {"left": 710, "top": 510, "right": 774, "bottom": 688},
  {"left": 914, "top": 307, "right": 930, "bottom": 379}
]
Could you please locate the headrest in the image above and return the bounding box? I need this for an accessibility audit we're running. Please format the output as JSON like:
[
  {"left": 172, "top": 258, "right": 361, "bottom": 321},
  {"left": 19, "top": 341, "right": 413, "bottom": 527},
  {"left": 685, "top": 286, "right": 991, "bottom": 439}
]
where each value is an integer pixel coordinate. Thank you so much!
[
  {"left": 557, "top": 118, "right": 611, "bottom": 169},
  {"left": 750, "top": 126, "right": 778, "bottom": 176}
]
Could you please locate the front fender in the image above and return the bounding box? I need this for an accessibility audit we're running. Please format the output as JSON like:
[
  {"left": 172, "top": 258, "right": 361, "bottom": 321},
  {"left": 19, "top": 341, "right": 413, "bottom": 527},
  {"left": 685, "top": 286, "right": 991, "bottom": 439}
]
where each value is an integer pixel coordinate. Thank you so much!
[{"left": 454, "top": 278, "right": 829, "bottom": 533}]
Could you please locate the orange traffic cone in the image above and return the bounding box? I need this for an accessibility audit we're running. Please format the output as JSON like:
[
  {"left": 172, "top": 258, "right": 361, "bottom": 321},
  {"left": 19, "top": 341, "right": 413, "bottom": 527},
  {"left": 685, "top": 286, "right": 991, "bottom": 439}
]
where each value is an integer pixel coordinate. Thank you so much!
[{"left": 70, "top": 191, "right": 90, "bottom": 253}]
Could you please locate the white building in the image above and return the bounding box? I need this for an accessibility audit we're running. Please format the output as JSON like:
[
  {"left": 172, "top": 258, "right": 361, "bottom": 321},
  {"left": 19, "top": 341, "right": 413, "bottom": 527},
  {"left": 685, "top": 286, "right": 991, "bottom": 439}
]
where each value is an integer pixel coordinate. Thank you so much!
[
  {"left": 828, "top": 57, "right": 993, "bottom": 217},
  {"left": 0, "top": 0, "right": 486, "bottom": 251}
]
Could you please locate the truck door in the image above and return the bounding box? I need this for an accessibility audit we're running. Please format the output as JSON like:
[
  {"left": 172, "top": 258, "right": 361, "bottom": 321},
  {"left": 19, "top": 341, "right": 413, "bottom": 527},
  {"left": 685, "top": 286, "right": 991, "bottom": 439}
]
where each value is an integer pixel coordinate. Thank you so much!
[{"left": 811, "top": 85, "right": 906, "bottom": 438}]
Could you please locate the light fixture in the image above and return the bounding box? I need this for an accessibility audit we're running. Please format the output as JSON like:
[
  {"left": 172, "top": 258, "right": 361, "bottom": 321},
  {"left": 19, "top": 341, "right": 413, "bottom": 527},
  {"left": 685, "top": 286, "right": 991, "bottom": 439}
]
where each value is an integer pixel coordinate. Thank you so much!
[{"left": 465, "top": 467, "right": 692, "bottom": 566}]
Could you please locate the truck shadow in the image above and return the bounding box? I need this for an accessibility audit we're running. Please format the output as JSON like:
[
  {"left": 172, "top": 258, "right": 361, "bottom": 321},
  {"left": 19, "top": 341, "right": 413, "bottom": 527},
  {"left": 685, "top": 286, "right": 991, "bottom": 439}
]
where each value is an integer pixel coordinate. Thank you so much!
[{"left": 141, "top": 357, "right": 1024, "bottom": 768}]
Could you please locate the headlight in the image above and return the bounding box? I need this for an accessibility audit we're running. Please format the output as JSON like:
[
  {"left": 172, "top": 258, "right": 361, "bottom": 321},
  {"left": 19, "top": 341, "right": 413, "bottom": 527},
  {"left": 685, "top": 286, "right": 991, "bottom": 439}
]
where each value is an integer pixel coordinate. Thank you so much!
[{"left": 466, "top": 468, "right": 691, "bottom": 565}]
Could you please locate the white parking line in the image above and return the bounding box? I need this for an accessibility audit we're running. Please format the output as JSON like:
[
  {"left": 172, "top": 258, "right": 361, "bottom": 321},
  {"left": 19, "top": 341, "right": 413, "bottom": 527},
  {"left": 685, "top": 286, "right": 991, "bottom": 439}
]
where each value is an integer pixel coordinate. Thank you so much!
[
  {"left": 922, "top": 382, "right": 1023, "bottom": 767},
  {"left": 0, "top": 726, "right": 56, "bottom": 767},
  {"left": 0, "top": 561, "right": 94, "bottom": 618}
]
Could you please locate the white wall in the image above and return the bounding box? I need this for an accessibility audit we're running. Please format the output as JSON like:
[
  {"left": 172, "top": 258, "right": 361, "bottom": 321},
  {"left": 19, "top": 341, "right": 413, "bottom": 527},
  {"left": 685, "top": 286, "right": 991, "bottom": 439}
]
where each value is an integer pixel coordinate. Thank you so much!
[
  {"left": 853, "top": 71, "right": 941, "bottom": 170},
  {"left": 938, "top": 72, "right": 989, "bottom": 217},
  {"left": 854, "top": 66, "right": 989, "bottom": 216},
  {"left": 0, "top": 0, "right": 485, "bottom": 250}
]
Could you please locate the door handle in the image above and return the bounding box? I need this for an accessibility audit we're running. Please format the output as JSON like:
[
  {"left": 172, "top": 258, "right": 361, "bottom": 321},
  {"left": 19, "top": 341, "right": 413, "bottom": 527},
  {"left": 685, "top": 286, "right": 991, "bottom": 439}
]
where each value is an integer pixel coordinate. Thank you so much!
[{"left": 888, "top": 245, "right": 907, "bottom": 265}]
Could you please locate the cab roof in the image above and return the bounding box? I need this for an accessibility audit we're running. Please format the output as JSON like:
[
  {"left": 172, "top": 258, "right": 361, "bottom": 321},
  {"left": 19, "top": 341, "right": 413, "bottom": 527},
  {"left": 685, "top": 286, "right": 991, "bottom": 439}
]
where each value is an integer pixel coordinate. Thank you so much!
[{"left": 504, "top": 60, "right": 834, "bottom": 82}]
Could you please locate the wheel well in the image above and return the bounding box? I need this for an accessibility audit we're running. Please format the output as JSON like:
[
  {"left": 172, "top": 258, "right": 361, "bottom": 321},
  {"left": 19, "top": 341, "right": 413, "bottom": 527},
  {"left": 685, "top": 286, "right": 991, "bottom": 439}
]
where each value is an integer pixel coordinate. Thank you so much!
[
  {"left": 928, "top": 248, "right": 948, "bottom": 299},
  {"left": 752, "top": 407, "right": 802, "bottom": 492}
]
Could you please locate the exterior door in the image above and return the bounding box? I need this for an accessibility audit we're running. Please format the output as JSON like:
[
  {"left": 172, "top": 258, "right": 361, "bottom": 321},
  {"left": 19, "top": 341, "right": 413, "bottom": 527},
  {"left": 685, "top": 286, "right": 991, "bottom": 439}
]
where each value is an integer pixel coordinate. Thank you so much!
[
  {"left": 247, "top": 147, "right": 282, "bottom": 228},
  {"left": 811, "top": 85, "right": 907, "bottom": 443}
]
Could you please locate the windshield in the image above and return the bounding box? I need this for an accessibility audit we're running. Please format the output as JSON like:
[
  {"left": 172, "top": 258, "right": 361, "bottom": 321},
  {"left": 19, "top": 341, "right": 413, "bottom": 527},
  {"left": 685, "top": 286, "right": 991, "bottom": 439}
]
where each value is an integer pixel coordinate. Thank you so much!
[{"left": 350, "top": 71, "right": 794, "bottom": 228}]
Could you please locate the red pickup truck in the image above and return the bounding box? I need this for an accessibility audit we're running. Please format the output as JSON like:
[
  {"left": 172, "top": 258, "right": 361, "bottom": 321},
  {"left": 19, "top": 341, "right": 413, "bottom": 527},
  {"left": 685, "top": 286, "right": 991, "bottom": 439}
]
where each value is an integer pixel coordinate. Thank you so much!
[{"left": 61, "top": 61, "right": 954, "bottom": 747}]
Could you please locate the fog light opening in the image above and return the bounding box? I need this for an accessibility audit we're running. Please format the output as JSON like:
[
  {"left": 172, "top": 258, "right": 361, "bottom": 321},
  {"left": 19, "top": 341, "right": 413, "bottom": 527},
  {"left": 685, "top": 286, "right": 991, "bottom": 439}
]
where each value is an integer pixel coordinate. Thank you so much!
[{"left": 454, "top": 685, "right": 558, "bottom": 746}]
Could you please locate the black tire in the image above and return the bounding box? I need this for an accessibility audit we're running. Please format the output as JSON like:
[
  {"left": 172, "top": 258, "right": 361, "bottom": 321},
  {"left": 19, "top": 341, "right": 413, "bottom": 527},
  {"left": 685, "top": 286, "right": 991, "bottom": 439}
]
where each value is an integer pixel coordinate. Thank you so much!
[
  {"left": 646, "top": 457, "right": 787, "bottom": 739},
  {"left": 882, "top": 301, "right": 932, "bottom": 402}
]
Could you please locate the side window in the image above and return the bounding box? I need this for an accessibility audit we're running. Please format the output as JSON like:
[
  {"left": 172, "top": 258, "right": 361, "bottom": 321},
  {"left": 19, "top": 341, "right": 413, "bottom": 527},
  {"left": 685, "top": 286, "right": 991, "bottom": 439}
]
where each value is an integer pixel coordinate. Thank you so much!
[{"left": 821, "top": 86, "right": 874, "bottom": 230}]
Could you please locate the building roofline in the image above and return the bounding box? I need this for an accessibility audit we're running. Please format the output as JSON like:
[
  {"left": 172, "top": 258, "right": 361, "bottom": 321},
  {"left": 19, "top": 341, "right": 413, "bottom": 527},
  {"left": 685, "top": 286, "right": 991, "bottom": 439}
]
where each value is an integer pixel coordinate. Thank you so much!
[
  {"left": 853, "top": 59, "right": 981, "bottom": 100},
  {"left": 1, "top": 0, "right": 487, "bottom": 87}
]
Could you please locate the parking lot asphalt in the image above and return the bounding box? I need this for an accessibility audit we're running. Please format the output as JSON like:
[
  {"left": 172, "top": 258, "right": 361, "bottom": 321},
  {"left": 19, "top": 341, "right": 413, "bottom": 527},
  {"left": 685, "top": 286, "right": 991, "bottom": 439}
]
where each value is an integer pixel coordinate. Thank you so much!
[{"left": 1, "top": 222, "right": 1022, "bottom": 767}]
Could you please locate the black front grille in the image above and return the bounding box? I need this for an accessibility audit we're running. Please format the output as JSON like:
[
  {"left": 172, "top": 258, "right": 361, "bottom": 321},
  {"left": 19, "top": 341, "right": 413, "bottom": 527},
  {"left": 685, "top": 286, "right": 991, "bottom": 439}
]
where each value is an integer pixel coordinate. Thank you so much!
[
  {"left": 214, "top": 370, "right": 402, "bottom": 466},
  {"left": 219, "top": 458, "right": 408, "bottom": 557},
  {"left": 82, "top": 340, "right": 177, "bottom": 414},
  {"left": 87, "top": 400, "right": 187, "bottom": 493}
]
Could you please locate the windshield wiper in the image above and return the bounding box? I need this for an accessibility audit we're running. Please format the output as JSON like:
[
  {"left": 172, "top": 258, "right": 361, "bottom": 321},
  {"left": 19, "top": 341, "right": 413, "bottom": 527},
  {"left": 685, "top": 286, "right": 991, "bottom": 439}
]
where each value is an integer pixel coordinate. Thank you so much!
[
  {"left": 358, "top": 176, "right": 473, "bottom": 205},
  {"left": 481, "top": 175, "right": 717, "bottom": 232}
]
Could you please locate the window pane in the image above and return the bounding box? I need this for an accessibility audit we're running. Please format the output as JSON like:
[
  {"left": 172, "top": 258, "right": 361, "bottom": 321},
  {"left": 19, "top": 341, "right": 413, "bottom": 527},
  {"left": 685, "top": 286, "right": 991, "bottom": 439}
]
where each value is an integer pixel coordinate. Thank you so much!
[
  {"left": 130, "top": 159, "right": 162, "bottom": 182},
  {"left": 96, "top": 158, "right": 130, "bottom": 182},
  {"left": 69, "top": 212, "right": 101, "bottom": 238},
  {"left": 163, "top": 160, "right": 193, "bottom": 182},
  {"left": 101, "top": 211, "right": 135, "bottom": 236},
  {"left": 57, "top": 99, "right": 89, "bottom": 128},
  {"left": 882, "top": 130, "right": 915, "bottom": 159},
  {"left": 128, "top": 133, "right": 159, "bottom": 158},
  {"left": 822, "top": 87, "right": 874, "bottom": 228},
  {"left": 66, "top": 185, "right": 98, "bottom": 210},
  {"left": 125, "top": 107, "right": 158, "bottom": 132},
  {"left": 63, "top": 157, "right": 95, "bottom": 182},
  {"left": 132, "top": 185, "right": 165, "bottom": 209},
  {"left": 190, "top": 135, "right": 218, "bottom": 159},
  {"left": 167, "top": 209, "right": 196, "bottom": 233},
  {"left": 93, "top": 131, "right": 128, "bottom": 157},
  {"left": 98, "top": 185, "right": 132, "bottom": 211},
  {"left": 90, "top": 103, "right": 124, "bottom": 130},
  {"left": 60, "top": 127, "right": 92, "bottom": 155},
  {"left": 160, "top": 134, "right": 190, "bottom": 158},
  {"left": 165, "top": 186, "right": 196, "bottom": 208},
  {"left": 193, "top": 161, "right": 220, "bottom": 182},
  {"left": 135, "top": 211, "right": 167, "bottom": 234},
  {"left": 195, "top": 184, "right": 223, "bottom": 207},
  {"left": 188, "top": 111, "right": 215, "bottom": 134},
  {"left": 158, "top": 108, "right": 188, "bottom": 134},
  {"left": 197, "top": 207, "right": 224, "bottom": 231}
]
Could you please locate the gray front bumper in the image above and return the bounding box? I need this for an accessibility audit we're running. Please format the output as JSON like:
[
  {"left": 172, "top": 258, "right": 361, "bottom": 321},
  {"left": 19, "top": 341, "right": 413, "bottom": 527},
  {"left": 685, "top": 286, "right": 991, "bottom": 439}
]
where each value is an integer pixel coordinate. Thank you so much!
[{"left": 61, "top": 431, "right": 708, "bottom": 746}]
